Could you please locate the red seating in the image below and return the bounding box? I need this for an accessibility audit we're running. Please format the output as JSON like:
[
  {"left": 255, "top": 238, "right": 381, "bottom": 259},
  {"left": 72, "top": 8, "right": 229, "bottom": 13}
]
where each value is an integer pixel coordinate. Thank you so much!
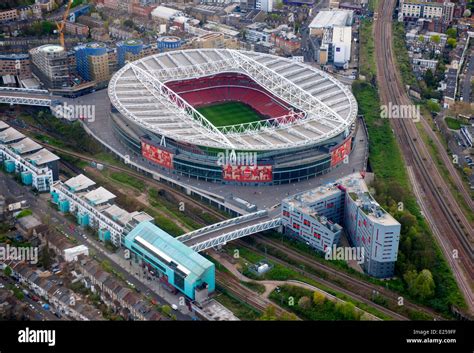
[{"left": 165, "top": 73, "right": 295, "bottom": 120}]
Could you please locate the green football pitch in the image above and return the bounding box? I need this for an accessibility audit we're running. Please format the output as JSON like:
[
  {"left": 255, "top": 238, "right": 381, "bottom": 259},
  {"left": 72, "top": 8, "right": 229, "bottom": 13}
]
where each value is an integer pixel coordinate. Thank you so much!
[{"left": 197, "top": 102, "right": 263, "bottom": 127}]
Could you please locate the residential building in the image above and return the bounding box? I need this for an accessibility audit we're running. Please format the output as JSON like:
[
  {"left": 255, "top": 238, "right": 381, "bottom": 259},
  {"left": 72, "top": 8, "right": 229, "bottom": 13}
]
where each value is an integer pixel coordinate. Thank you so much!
[
  {"left": 74, "top": 42, "right": 110, "bottom": 83},
  {"left": 0, "top": 53, "right": 32, "bottom": 79},
  {"left": 0, "top": 123, "right": 59, "bottom": 192},
  {"left": 50, "top": 174, "right": 154, "bottom": 246},
  {"left": 29, "top": 44, "right": 69, "bottom": 89}
]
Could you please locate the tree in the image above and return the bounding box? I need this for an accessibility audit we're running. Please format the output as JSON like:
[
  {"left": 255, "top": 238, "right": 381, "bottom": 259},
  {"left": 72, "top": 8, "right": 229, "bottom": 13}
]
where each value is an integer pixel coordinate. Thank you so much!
[
  {"left": 279, "top": 312, "right": 299, "bottom": 320},
  {"left": 463, "top": 9, "right": 471, "bottom": 17},
  {"left": 423, "top": 69, "right": 436, "bottom": 88},
  {"left": 4, "top": 266, "right": 12, "bottom": 277},
  {"left": 161, "top": 305, "right": 172, "bottom": 317},
  {"left": 446, "top": 28, "right": 457, "bottom": 39},
  {"left": 336, "top": 302, "right": 359, "bottom": 320},
  {"left": 298, "top": 296, "right": 311, "bottom": 310},
  {"left": 404, "top": 269, "right": 435, "bottom": 300},
  {"left": 426, "top": 100, "right": 441, "bottom": 113},
  {"left": 447, "top": 38, "right": 457, "bottom": 48},
  {"left": 398, "top": 211, "right": 417, "bottom": 233},
  {"left": 430, "top": 35, "right": 440, "bottom": 44},
  {"left": 415, "top": 269, "right": 435, "bottom": 300},
  {"left": 259, "top": 305, "right": 278, "bottom": 320},
  {"left": 312, "top": 291, "right": 326, "bottom": 306}
]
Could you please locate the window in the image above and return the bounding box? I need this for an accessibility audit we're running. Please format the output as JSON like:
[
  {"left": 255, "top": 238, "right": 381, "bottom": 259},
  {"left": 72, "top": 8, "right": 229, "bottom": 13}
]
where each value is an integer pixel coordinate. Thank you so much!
[{"left": 303, "top": 219, "right": 310, "bottom": 226}]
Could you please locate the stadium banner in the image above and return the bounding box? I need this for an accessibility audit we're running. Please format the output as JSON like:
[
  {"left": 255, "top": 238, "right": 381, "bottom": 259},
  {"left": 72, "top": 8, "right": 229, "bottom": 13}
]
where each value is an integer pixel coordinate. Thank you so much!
[
  {"left": 141, "top": 140, "right": 173, "bottom": 169},
  {"left": 330, "top": 136, "right": 352, "bottom": 167},
  {"left": 222, "top": 165, "right": 273, "bottom": 182}
]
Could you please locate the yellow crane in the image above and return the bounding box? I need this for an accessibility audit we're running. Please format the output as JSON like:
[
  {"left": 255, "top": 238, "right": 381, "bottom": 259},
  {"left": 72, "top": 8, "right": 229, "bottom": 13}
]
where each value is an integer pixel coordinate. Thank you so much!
[{"left": 56, "top": 0, "right": 74, "bottom": 49}]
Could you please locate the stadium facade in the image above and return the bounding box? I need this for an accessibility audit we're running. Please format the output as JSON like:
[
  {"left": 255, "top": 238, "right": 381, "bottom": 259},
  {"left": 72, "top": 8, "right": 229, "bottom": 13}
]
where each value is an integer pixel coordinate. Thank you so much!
[{"left": 108, "top": 49, "right": 358, "bottom": 186}]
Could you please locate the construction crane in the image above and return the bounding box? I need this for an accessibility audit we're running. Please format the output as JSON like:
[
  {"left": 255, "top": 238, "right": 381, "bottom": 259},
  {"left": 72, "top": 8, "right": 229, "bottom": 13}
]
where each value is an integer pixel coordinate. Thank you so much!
[{"left": 55, "top": 0, "right": 74, "bottom": 49}]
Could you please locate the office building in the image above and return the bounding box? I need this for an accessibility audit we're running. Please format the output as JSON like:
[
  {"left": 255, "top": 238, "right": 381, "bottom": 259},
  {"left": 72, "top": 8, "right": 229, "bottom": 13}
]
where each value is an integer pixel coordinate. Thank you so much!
[{"left": 282, "top": 173, "right": 401, "bottom": 278}]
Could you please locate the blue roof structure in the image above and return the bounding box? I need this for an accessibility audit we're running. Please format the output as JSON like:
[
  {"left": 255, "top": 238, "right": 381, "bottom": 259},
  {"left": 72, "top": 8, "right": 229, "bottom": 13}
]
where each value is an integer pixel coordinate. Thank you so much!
[{"left": 125, "top": 221, "right": 214, "bottom": 285}]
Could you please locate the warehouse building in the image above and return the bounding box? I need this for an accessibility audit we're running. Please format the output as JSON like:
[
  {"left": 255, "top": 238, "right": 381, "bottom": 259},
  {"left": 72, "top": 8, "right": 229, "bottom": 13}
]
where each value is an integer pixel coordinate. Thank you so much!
[
  {"left": 124, "top": 221, "right": 215, "bottom": 302},
  {"left": 282, "top": 173, "right": 401, "bottom": 278}
]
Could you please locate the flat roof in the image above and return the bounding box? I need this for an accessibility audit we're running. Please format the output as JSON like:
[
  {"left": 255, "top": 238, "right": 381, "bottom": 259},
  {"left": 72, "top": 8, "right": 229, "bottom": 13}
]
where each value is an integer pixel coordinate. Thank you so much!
[
  {"left": 309, "top": 10, "right": 353, "bottom": 29},
  {"left": 8, "top": 138, "right": 42, "bottom": 155},
  {"left": 103, "top": 204, "right": 132, "bottom": 225},
  {"left": 84, "top": 187, "right": 116, "bottom": 206},
  {"left": 0, "top": 127, "right": 25, "bottom": 144},
  {"left": 65, "top": 174, "right": 96, "bottom": 192},
  {"left": 25, "top": 148, "right": 60, "bottom": 166},
  {"left": 126, "top": 222, "right": 214, "bottom": 282}
]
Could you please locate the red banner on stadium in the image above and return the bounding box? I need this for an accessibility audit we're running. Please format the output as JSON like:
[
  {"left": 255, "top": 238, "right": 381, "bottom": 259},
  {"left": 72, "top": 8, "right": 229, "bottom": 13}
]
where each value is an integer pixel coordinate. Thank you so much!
[
  {"left": 330, "top": 137, "right": 352, "bottom": 167},
  {"left": 141, "top": 141, "right": 173, "bottom": 169},
  {"left": 222, "top": 165, "right": 273, "bottom": 182}
]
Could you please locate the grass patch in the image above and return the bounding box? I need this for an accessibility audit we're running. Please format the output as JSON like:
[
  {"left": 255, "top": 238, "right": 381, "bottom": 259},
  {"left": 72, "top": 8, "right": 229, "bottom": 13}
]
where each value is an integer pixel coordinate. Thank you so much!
[
  {"left": 359, "top": 19, "right": 377, "bottom": 83},
  {"left": 109, "top": 172, "right": 146, "bottom": 192},
  {"left": 197, "top": 102, "right": 263, "bottom": 127},
  {"left": 392, "top": 22, "right": 419, "bottom": 89},
  {"left": 444, "top": 117, "right": 466, "bottom": 130}
]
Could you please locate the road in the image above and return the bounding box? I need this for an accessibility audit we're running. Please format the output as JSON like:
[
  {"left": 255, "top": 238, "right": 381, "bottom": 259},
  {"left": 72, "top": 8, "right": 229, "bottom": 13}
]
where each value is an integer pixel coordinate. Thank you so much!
[{"left": 0, "top": 276, "right": 59, "bottom": 321}]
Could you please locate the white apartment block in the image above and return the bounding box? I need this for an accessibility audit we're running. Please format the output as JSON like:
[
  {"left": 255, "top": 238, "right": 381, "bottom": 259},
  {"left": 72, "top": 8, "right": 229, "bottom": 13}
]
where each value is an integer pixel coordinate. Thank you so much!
[
  {"left": 0, "top": 123, "right": 59, "bottom": 192},
  {"left": 50, "top": 174, "right": 153, "bottom": 246}
]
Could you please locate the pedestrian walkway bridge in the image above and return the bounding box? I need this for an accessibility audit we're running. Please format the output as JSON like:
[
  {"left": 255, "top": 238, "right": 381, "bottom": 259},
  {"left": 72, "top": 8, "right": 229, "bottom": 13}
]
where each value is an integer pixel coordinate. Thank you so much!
[
  {"left": 0, "top": 87, "right": 54, "bottom": 107},
  {"left": 177, "top": 210, "right": 282, "bottom": 252}
]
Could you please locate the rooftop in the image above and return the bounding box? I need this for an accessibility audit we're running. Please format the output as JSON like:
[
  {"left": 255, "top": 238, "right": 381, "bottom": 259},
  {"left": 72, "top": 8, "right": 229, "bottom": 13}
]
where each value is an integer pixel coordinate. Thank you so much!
[
  {"left": 0, "top": 127, "right": 25, "bottom": 144},
  {"left": 0, "top": 121, "right": 9, "bottom": 131},
  {"left": 25, "top": 148, "right": 60, "bottom": 166},
  {"left": 84, "top": 187, "right": 116, "bottom": 206},
  {"left": 309, "top": 10, "right": 354, "bottom": 29},
  {"left": 65, "top": 174, "right": 96, "bottom": 192},
  {"left": 8, "top": 138, "right": 42, "bottom": 155}
]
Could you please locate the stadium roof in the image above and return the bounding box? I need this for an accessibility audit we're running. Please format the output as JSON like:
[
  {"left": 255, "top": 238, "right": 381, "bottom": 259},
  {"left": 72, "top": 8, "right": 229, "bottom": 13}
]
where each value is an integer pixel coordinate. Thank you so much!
[{"left": 109, "top": 49, "right": 358, "bottom": 151}]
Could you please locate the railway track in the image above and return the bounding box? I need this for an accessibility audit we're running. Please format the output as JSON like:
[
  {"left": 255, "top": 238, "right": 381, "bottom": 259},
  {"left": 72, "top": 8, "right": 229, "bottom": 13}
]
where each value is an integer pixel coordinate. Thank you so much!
[
  {"left": 374, "top": 0, "right": 474, "bottom": 310},
  {"left": 216, "top": 270, "right": 296, "bottom": 317}
]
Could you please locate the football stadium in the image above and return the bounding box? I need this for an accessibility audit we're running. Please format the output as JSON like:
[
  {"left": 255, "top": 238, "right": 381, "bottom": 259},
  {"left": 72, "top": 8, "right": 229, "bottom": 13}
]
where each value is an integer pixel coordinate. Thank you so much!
[{"left": 108, "top": 49, "right": 358, "bottom": 185}]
